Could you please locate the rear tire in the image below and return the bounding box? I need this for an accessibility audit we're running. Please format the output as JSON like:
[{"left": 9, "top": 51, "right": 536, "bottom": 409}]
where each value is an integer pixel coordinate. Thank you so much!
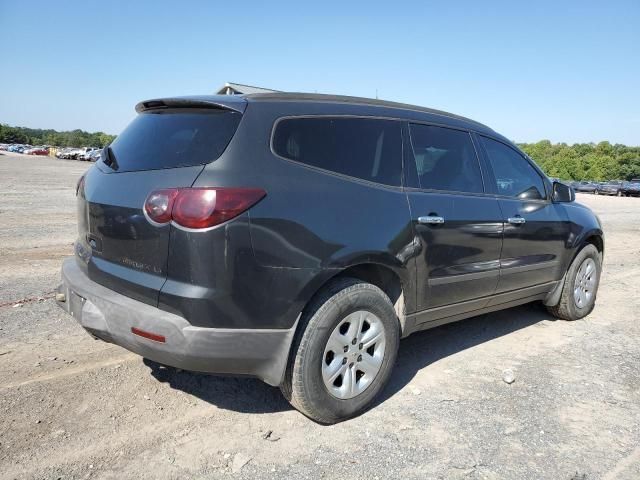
[
  {"left": 546, "top": 244, "right": 601, "bottom": 320},
  {"left": 281, "top": 277, "right": 400, "bottom": 424}
]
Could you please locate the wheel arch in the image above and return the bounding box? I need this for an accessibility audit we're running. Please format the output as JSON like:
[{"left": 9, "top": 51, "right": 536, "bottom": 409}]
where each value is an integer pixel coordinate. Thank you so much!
[
  {"left": 583, "top": 232, "right": 604, "bottom": 259},
  {"left": 571, "top": 228, "right": 604, "bottom": 264},
  {"left": 544, "top": 230, "right": 604, "bottom": 307},
  {"left": 300, "top": 261, "right": 412, "bottom": 335}
]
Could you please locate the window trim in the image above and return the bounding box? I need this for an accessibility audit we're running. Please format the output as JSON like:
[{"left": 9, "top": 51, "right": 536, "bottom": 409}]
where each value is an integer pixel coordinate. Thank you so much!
[
  {"left": 405, "top": 121, "right": 489, "bottom": 196},
  {"left": 269, "top": 114, "right": 405, "bottom": 190},
  {"left": 476, "top": 133, "right": 550, "bottom": 202}
]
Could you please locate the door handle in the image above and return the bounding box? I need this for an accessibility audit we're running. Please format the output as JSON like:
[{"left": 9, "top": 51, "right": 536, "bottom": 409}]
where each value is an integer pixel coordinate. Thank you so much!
[
  {"left": 418, "top": 215, "right": 445, "bottom": 225},
  {"left": 507, "top": 216, "right": 526, "bottom": 225}
]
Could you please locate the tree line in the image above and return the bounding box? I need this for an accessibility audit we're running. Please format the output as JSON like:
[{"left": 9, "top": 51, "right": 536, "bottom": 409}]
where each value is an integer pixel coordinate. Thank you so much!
[
  {"left": 0, "top": 124, "right": 116, "bottom": 148},
  {"left": 518, "top": 140, "right": 640, "bottom": 181}
]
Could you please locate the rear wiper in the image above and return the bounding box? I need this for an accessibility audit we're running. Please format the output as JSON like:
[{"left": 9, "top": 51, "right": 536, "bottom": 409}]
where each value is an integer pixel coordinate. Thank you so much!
[{"left": 104, "top": 145, "right": 119, "bottom": 171}]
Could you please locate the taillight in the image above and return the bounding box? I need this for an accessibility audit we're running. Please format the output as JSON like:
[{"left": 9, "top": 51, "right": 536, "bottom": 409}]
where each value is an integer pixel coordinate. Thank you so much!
[
  {"left": 144, "top": 189, "right": 179, "bottom": 224},
  {"left": 143, "top": 187, "right": 266, "bottom": 230}
]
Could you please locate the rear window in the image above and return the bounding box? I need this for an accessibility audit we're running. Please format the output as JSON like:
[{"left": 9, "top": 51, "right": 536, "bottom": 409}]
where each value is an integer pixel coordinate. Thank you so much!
[
  {"left": 272, "top": 117, "right": 402, "bottom": 186},
  {"left": 105, "top": 109, "right": 241, "bottom": 172}
]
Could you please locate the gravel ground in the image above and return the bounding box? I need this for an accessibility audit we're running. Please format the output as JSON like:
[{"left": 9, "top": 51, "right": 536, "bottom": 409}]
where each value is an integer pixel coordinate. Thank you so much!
[{"left": 0, "top": 151, "right": 639, "bottom": 480}]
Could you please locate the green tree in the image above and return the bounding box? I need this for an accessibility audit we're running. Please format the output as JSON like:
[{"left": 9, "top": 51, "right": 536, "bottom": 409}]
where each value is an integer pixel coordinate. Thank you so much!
[
  {"left": 0, "top": 124, "right": 116, "bottom": 148},
  {"left": 518, "top": 140, "right": 640, "bottom": 181}
]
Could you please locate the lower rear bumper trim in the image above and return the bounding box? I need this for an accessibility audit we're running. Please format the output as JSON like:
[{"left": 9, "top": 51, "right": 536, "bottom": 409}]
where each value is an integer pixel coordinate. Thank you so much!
[{"left": 56, "top": 258, "right": 297, "bottom": 386}]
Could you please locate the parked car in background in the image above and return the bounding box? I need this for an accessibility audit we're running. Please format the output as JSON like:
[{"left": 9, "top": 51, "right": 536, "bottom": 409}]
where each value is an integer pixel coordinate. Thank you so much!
[
  {"left": 575, "top": 181, "right": 597, "bottom": 193},
  {"left": 595, "top": 181, "right": 624, "bottom": 196},
  {"left": 30, "top": 147, "right": 50, "bottom": 156},
  {"left": 8, "top": 144, "right": 25, "bottom": 152},
  {"left": 53, "top": 147, "right": 101, "bottom": 160},
  {"left": 56, "top": 148, "right": 73, "bottom": 159},
  {"left": 75, "top": 147, "right": 97, "bottom": 161},
  {"left": 24, "top": 146, "right": 47, "bottom": 155},
  {"left": 622, "top": 182, "right": 640, "bottom": 197},
  {"left": 85, "top": 147, "right": 99, "bottom": 161},
  {"left": 10, "top": 144, "right": 30, "bottom": 153},
  {"left": 66, "top": 148, "right": 80, "bottom": 159},
  {"left": 57, "top": 93, "right": 604, "bottom": 423},
  {"left": 0, "top": 143, "right": 9, "bottom": 151},
  {"left": 68, "top": 148, "right": 82, "bottom": 159},
  {"left": 85, "top": 149, "right": 102, "bottom": 162}
]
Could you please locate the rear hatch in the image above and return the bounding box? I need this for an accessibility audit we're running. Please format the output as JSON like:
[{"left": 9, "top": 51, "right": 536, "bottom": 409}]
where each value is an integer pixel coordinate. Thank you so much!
[{"left": 75, "top": 97, "right": 245, "bottom": 306}]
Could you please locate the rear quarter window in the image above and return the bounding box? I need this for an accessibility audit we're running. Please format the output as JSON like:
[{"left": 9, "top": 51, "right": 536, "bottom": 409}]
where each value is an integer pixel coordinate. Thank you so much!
[
  {"left": 106, "top": 109, "right": 241, "bottom": 172},
  {"left": 272, "top": 117, "right": 402, "bottom": 187}
]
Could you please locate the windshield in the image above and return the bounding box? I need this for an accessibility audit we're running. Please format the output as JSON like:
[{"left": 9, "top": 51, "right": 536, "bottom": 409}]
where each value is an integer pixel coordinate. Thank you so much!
[{"left": 104, "top": 109, "right": 242, "bottom": 172}]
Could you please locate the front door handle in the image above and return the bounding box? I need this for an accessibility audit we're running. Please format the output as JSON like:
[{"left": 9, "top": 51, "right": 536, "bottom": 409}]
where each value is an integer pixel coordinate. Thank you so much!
[
  {"left": 507, "top": 216, "right": 526, "bottom": 225},
  {"left": 418, "top": 215, "right": 445, "bottom": 225}
]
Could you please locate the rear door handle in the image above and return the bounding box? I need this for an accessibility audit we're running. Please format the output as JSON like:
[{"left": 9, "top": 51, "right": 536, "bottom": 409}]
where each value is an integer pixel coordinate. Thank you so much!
[
  {"left": 507, "top": 216, "right": 526, "bottom": 225},
  {"left": 418, "top": 215, "right": 445, "bottom": 225}
]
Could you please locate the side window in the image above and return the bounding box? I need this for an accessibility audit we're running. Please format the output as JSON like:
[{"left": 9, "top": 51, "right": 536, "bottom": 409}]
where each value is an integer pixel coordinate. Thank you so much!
[
  {"left": 272, "top": 117, "right": 402, "bottom": 186},
  {"left": 480, "top": 136, "right": 546, "bottom": 200},
  {"left": 408, "top": 124, "right": 484, "bottom": 194}
]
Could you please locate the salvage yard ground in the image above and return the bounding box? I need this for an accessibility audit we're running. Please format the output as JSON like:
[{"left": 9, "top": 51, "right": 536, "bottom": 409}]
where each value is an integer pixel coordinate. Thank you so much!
[{"left": 0, "top": 151, "right": 639, "bottom": 480}]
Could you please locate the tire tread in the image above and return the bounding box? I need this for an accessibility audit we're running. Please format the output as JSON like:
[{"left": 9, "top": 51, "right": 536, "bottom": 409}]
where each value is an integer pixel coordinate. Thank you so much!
[
  {"left": 546, "top": 244, "right": 600, "bottom": 321},
  {"left": 281, "top": 277, "right": 397, "bottom": 423}
]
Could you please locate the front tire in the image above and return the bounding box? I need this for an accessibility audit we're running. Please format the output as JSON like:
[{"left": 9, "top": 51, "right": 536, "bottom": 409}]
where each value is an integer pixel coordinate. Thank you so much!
[
  {"left": 547, "top": 244, "right": 601, "bottom": 320},
  {"left": 281, "top": 277, "right": 400, "bottom": 424}
]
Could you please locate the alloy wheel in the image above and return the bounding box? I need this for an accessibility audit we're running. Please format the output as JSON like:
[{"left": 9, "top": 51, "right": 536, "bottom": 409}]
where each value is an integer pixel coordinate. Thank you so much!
[
  {"left": 574, "top": 258, "right": 596, "bottom": 308},
  {"left": 321, "top": 310, "right": 386, "bottom": 400}
]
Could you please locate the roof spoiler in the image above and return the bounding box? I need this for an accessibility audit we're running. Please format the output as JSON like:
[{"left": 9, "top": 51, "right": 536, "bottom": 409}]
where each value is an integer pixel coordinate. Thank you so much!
[{"left": 135, "top": 95, "right": 247, "bottom": 114}]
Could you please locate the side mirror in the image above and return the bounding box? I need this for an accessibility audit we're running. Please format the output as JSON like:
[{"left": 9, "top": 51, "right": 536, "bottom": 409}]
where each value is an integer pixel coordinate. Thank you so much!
[{"left": 552, "top": 181, "right": 575, "bottom": 203}]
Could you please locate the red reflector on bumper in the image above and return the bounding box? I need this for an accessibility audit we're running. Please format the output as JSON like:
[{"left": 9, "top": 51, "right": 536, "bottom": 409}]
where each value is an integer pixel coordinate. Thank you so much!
[{"left": 131, "top": 327, "right": 166, "bottom": 343}]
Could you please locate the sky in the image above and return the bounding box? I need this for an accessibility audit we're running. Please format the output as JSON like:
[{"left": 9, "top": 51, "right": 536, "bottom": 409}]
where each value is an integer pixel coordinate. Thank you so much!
[{"left": 1, "top": 0, "right": 639, "bottom": 145}]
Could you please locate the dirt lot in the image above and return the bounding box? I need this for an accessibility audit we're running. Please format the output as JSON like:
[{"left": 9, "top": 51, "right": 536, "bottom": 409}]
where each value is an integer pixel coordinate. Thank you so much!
[{"left": 0, "top": 151, "right": 638, "bottom": 480}]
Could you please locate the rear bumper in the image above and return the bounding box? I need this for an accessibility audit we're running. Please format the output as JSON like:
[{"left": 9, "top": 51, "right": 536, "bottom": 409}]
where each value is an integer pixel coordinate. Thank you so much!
[{"left": 56, "top": 258, "right": 297, "bottom": 386}]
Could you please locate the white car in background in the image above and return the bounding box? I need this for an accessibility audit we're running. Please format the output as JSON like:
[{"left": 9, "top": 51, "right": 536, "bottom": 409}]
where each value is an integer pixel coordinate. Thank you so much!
[
  {"left": 85, "top": 149, "right": 102, "bottom": 162},
  {"left": 56, "top": 148, "right": 73, "bottom": 159},
  {"left": 78, "top": 147, "right": 98, "bottom": 161}
]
